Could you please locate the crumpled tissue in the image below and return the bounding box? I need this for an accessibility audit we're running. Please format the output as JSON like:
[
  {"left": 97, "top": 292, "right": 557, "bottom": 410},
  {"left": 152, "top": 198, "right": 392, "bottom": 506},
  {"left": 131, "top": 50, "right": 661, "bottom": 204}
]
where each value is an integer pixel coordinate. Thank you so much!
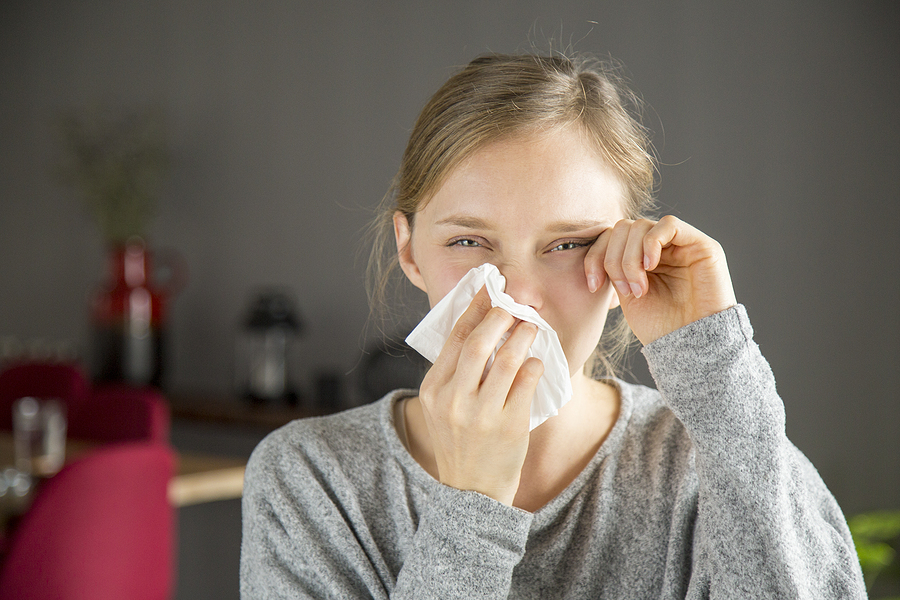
[{"left": 405, "top": 263, "right": 573, "bottom": 431}]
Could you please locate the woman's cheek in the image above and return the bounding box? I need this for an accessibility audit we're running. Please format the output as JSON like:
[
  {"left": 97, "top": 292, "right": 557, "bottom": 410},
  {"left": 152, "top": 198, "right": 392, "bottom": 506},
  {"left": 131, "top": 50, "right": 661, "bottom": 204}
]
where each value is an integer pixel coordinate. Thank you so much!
[
  {"left": 423, "top": 262, "right": 482, "bottom": 307},
  {"left": 549, "top": 278, "right": 614, "bottom": 373}
]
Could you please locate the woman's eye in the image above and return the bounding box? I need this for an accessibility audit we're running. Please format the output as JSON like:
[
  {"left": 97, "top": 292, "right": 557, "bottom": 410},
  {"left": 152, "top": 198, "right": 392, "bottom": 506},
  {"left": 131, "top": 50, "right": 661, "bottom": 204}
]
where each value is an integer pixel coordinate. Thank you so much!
[
  {"left": 449, "top": 238, "right": 482, "bottom": 248},
  {"left": 550, "top": 241, "right": 583, "bottom": 252}
]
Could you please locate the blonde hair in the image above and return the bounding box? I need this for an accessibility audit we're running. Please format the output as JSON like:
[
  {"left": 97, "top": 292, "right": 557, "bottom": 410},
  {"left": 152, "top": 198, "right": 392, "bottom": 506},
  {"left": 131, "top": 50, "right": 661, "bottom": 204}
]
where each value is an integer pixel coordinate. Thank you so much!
[{"left": 366, "top": 52, "right": 657, "bottom": 379}]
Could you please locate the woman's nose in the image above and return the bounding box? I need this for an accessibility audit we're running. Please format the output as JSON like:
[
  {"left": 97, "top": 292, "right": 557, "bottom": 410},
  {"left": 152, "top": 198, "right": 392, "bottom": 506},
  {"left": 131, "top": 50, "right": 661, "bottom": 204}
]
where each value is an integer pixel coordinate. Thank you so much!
[{"left": 499, "top": 266, "right": 543, "bottom": 312}]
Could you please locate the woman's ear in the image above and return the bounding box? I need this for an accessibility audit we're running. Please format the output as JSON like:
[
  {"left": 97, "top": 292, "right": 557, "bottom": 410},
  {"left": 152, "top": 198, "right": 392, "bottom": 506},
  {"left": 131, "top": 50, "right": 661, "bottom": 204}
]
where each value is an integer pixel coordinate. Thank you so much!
[{"left": 393, "top": 211, "right": 427, "bottom": 292}]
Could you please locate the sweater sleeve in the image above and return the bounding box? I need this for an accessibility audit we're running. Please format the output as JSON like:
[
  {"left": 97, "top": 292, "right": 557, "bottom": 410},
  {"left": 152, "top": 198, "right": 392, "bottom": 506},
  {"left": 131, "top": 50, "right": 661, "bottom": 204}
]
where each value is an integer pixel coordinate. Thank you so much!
[
  {"left": 239, "top": 422, "right": 533, "bottom": 600},
  {"left": 642, "top": 305, "right": 866, "bottom": 599},
  {"left": 392, "top": 485, "right": 533, "bottom": 598}
]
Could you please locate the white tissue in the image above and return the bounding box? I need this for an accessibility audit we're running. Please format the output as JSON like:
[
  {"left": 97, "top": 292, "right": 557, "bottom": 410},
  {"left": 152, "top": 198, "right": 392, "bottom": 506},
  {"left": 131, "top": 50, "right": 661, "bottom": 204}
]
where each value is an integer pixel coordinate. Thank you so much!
[{"left": 405, "top": 263, "right": 573, "bottom": 431}]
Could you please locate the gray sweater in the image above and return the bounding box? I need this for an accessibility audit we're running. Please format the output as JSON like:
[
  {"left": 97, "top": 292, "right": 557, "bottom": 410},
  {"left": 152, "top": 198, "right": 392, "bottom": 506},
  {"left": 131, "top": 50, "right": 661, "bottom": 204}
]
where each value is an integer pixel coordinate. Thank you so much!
[{"left": 240, "top": 306, "right": 866, "bottom": 599}]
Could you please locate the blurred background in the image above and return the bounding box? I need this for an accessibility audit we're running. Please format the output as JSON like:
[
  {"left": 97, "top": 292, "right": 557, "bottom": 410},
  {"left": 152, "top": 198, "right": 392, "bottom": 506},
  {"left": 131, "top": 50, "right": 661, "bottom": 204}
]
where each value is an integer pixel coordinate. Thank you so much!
[{"left": 1, "top": 1, "right": 898, "bottom": 598}]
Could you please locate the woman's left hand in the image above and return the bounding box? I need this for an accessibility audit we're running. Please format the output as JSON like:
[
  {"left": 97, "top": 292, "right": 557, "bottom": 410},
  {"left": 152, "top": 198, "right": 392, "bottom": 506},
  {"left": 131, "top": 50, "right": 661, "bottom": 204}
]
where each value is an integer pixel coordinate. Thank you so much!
[{"left": 585, "top": 216, "right": 737, "bottom": 346}]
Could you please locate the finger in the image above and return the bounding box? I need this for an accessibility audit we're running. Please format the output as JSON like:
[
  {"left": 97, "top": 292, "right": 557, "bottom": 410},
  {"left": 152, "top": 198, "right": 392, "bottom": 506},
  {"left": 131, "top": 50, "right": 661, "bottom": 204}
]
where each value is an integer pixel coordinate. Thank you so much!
[
  {"left": 622, "top": 219, "right": 656, "bottom": 298},
  {"left": 643, "top": 215, "right": 713, "bottom": 269},
  {"left": 584, "top": 228, "right": 611, "bottom": 293},
  {"left": 642, "top": 215, "right": 679, "bottom": 271},
  {"left": 479, "top": 320, "right": 539, "bottom": 406},
  {"left": 427, "top": 286, "right": 493, "bottom": 382},
  {"left": 505, "top": 356, "right": 543, "bottom": 425},
  {"left": 603, "top": 220, "right": 635, "bottom": 299},
  {"left": 452, "top": 306, "right": 517, "bottom": 390}
]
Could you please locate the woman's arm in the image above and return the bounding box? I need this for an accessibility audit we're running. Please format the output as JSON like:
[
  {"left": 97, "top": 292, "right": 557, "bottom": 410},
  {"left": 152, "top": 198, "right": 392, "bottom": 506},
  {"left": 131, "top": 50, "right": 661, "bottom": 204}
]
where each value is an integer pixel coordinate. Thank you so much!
[
  {"left": 390, "top": 486, "right": 532, "bottom": 598},
  {"left": 643, "top": 306, "right": 866, "bottom": 598},
  {"left": 589, "top": 216, "right": 865, "bottom": 597}
]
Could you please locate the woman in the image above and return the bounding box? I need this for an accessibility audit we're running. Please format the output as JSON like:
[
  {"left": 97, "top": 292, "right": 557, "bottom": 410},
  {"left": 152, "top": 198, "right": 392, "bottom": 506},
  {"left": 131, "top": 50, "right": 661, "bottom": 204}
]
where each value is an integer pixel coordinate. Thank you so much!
[{"left": 241, "top": 53, "right": 865, "bottom": 599}]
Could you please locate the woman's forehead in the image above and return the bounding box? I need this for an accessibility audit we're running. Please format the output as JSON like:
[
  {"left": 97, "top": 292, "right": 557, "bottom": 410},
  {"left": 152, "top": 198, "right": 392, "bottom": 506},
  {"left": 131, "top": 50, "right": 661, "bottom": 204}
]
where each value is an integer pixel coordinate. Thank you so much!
[{"left": 421, "top": 129, "right": 627, "bottom": 226}]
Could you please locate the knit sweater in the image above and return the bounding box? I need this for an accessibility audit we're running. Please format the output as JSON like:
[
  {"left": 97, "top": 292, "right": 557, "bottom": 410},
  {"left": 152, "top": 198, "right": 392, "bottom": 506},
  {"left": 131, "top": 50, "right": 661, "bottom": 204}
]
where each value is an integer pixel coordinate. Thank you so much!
[{"left": 240, "top": 306, "right": 866, "bottom": 599}]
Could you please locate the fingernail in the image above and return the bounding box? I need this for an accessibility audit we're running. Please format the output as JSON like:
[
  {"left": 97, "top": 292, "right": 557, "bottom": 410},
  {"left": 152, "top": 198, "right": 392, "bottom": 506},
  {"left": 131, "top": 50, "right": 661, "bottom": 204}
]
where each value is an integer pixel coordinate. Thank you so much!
[
  {"left": 613, "top": 280, "right": 631, "bottom": 297},
  {"left": 643, "top": 255, "right": 651, "bottom": 271},
  {"left": 629, "top": 282, "right": 643, "bottom": 299},
  {"left": 587, "top": 274, "right": 599, "bottom": 293}
]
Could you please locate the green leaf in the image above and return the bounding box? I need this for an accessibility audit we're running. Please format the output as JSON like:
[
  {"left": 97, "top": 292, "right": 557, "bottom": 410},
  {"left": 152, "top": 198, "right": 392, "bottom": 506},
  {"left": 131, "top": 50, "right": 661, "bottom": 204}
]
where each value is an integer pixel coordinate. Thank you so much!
[
  {"left": 850, "top": 511, "right": 900, "bottom": 542},
  {"left": 850, "top": 510, "right": 900, "bottom": 592}
]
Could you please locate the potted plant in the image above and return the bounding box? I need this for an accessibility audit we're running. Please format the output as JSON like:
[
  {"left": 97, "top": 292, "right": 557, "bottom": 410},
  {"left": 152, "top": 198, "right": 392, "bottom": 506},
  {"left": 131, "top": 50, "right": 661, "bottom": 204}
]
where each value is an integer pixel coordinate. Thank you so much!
[
  {"left": 56, "top": 105, "right": 168, "bottom": 244},
  {"left": 850, "top": 510, "right": 900, "bottom": 599},
  {"left": 56, "top": 105, "right": 179, "bottom": 388}
]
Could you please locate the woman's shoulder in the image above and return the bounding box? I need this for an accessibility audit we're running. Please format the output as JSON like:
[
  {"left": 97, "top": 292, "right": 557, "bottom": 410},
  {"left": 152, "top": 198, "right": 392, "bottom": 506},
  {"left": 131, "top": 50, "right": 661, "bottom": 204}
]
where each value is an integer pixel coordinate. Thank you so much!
[
  {"left": 615, "top": 379, "right": 694, "bottom": 455},
  {"left": 616, "top": 379, "right": 674, "bottom": 426},
  {"left": 245, "top": 391, "right": 412, "bottom": 485}
]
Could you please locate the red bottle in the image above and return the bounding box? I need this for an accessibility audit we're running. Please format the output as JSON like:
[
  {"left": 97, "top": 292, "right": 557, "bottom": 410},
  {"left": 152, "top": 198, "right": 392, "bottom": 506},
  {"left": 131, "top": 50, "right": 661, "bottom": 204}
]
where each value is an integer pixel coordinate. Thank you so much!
[{"left": 90, "top": 239, "right": 183, "bottom": 388}]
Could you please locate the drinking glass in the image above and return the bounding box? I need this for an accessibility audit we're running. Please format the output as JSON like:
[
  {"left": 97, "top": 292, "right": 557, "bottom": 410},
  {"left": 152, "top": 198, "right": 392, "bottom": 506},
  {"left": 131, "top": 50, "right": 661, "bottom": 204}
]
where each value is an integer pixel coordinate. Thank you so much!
[{"left": 13, "top": 397, "right": 66, "bottom": 477}]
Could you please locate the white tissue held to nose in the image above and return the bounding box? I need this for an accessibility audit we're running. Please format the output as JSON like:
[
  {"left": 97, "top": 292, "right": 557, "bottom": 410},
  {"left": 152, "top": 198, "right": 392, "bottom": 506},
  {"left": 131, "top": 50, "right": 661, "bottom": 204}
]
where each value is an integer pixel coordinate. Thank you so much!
[{"left": 406, "top": 263, "right": 574, "bottom": 431}]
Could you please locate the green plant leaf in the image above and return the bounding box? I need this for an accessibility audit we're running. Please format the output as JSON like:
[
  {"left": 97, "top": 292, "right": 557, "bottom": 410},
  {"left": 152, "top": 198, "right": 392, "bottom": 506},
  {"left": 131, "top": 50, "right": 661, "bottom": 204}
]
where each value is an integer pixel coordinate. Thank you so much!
[
  {"left": 850, "top": 510, "right": 900, "bottom": 592},
  {"left": 55, "top": 104, "right": 169, "bottom": 244},
  {"left": 850, "top": 511, "right": 900, "bottom": 542}
]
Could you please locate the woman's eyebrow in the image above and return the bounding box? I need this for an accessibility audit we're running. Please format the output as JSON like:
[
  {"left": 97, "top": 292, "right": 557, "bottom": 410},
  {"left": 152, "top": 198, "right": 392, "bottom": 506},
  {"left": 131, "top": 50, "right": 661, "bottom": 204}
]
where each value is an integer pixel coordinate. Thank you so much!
[
  {"left": 545, "top": 219, "right": 608, "bottom": 233},
  {"left": 434, "top": 216, "right": 493, "bottom": 229},
  {"left": 434, "top": 216, "right": 609, "bottom": 233}
]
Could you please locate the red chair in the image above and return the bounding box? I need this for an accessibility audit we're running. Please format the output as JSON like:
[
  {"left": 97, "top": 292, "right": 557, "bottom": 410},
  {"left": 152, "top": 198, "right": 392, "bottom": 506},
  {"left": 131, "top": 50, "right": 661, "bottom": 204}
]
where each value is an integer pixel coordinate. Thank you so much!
[
  {"left": 0, "top": 442, "right": 176, "bottom": 600},
  {"left": 0, "top": 362, "right": 89, "bottom": 432},
  {"left": 74, "top": 383, "right": 170, "bottom": 444},
  {"left": 0, "top": 362, "right": 169, "bottom": 443}
]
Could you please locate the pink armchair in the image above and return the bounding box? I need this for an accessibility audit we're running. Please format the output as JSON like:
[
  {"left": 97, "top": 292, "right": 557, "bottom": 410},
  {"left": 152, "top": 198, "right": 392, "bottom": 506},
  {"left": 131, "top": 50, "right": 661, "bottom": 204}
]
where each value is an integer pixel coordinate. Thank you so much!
[
  {"left": 0, "top": 442, "right": 176, "bottom": 600},
  {"left": 0, "top": 362, "right": 176, "bottom": 597}
]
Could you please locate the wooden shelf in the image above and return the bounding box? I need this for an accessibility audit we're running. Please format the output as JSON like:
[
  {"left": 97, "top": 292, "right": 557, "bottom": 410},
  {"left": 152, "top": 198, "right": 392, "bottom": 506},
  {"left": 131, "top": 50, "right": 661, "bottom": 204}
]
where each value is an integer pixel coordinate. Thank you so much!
[
  {"left": 170, "top": 452, "right": 247, "bottom": 506},
  {"left": 167, "top": 391, "right": 335, "bottom": 431}
]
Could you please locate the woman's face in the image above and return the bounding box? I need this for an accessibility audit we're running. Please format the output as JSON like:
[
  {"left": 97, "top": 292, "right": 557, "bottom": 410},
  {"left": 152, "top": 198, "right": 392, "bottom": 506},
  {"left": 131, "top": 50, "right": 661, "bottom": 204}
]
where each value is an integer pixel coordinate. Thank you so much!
[{"left": 395, "top": 125, "right": 626, "bottom": 376}]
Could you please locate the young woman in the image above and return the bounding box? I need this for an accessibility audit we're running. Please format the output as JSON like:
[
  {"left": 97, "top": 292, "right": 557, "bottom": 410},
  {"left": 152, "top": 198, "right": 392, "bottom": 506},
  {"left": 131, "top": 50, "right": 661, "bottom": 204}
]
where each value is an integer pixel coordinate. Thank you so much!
[{"left": 240, "top": 53, "right": 865, "bottom": 599}]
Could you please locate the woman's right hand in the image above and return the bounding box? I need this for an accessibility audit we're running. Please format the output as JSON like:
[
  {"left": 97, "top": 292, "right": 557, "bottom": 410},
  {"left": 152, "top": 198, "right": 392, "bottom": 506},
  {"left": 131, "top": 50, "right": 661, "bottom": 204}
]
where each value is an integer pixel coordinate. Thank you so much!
[{"left": 417, "top": 286, "right": 544, "bottom": 506}]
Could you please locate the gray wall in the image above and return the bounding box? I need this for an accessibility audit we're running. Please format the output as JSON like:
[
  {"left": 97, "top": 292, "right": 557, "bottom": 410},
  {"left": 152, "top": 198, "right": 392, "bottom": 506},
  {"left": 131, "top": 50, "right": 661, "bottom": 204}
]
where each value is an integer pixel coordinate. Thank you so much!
[{"left": 1, "top": 0, "right": 897, "bottom": 551}]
